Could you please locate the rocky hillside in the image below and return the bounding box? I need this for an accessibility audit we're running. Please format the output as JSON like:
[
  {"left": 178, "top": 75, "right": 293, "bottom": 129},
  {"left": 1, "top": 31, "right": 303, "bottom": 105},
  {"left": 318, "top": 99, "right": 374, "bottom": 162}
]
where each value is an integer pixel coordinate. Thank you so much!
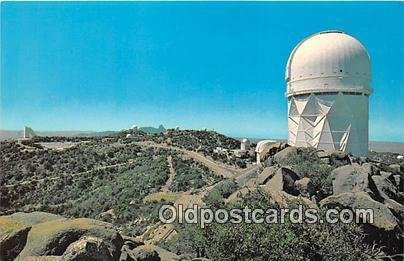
[
  {"left": 1, "top": 130, "right": 403, "bottom": 260},
  {"left": 0, "top": 137, "right": 222, "bottom": 238},
  {"left": 162, "top": 146, "right": 403, "bottom": 260}
]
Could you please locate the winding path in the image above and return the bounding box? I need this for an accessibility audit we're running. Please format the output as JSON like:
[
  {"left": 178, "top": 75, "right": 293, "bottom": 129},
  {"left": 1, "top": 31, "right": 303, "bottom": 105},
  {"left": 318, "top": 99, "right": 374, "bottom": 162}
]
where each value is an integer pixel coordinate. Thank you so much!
[
  {"left": 161, "top": 155, "right": 175, "bottom": 192},
  {"left": 135, "top": 141, "right": 259, "bottom": 179}
]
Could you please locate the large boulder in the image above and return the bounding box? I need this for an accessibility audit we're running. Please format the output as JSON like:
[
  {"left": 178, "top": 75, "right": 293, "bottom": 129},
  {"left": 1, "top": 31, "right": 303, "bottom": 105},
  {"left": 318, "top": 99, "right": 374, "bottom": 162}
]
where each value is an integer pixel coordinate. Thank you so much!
[
  {"left": 149, "top": 245, "right": 180, "bottom": 261},
  {"left": 256, "top": 166, "right": 277, "bottom": 185},
  {"left": 380, "top": 171, "right": 394, "bottom": 180},
  {"left": 329, "top": 151, "right": 350, "bottom": 166},
  {"left": 119, "top": 245, "right": 136, "bottom": 261},
  {"left": 4, "top": 212, "right": 65, "bottom": 227},
  {"left": 60, "top": 236, "right": 112, "bottom": 261},
  {"left": 360, "top": 163, "right": 380, "bottom": 176},
  {"left": 131, "top": 245, "right": 160, "bottom": 261},
  {"left": 122, "top": 235, "right": 144, "bottom": 250},
  {"left": 235, "top": 169, "right": 259, "bottom": 187},
  {"left": 258, "top": 142, "right": 288, "bottom": 163},
  {"left": 317, "top": 150, "right": 350, "bottom": 166},
  {"left": 384, "top": 198, "right": 404, "bottom": 220},
  {"left": 17, "top": 218, "right": 123, "bottom": 260},
  {"left": 130, "top": 245, "right": 179, "bottom": 261},
  {"left": 294, "top": 177, "right": 314, "bottom": 198},
  {"left": 0, "top": 217, "right": 31, "bottom": 260},
  {"left": 263, "top": 167, "right": 300, "bottom": 196},
  {"left": 392, "top": 174, "right": 403, "bottom": 192},
  {"left": 273, "top": 147, "right": 298, "bottom": 164},
  {"left": 129, "top": 245, "right": 180, "bottom": 261},
  {"left": 372, "top": 174, "right": 401, "bottom": 202},
  {"left": 266, "top": 191, "right": 317, "bottom": 209},
  {"left": 320, "top": 192, "right": 399, "bottom": 231},
  {"left": 388, "top": 164, "right": 402, "bottom": 173},
  {"left": 330, "top": 163, "right": 382, "bottom": 201}
]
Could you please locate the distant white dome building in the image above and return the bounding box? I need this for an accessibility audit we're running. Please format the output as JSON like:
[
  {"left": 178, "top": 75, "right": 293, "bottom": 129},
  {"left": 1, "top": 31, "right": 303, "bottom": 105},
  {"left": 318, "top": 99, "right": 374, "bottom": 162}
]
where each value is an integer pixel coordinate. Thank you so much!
[
  {"left": 286, "top": 30, "right": 372, "bottom": 156},
  {"left": 240, "top": 138, "right": 250, "bottom": 151}
]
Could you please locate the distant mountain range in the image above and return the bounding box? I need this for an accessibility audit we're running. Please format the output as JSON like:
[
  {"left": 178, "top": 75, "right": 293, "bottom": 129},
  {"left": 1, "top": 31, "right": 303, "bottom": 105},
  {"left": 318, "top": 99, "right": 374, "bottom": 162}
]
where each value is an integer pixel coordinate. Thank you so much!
[{"left": 137, "top": 124, "right": 166, "bottom": 134}]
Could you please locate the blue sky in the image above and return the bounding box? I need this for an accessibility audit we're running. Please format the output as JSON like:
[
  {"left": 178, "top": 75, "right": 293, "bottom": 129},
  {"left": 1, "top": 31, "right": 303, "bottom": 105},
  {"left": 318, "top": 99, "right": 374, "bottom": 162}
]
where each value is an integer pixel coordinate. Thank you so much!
[{"left": 1, "top": 2, "right": 403, "bottom": 141}]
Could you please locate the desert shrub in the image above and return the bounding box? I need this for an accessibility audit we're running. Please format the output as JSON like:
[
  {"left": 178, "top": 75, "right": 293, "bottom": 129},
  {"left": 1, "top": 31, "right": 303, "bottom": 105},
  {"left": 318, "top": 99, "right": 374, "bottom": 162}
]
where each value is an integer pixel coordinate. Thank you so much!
[
  {"left": 166, "top": 190, "right": 379, "bottom": 260},
  {"left": 170, "top": 155, "right": 222, "bottom": 192},
  {"left": 1, "top": 144, "right": 172, "bottom": 236},
  {"left": 152, "top": 129, "right": 243, "bottom": 166},
  {"left": 160, "top": 130, "right": 240, "bottom": 152},
  {"left": 277, "top": 148, "right": 334, "bottom": 198},
  {"left": 64, "top": 155, "right": 169, "bottom": 223},
  {"left": 203, "top": 179, "right": 238, "bottom": 207}
]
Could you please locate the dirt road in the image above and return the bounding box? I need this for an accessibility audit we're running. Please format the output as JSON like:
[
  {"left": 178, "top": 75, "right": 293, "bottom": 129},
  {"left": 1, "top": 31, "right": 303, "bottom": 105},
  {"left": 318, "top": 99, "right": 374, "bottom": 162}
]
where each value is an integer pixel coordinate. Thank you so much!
[{"left": 135, "top": 141, "right": 259, "bottom": 179}]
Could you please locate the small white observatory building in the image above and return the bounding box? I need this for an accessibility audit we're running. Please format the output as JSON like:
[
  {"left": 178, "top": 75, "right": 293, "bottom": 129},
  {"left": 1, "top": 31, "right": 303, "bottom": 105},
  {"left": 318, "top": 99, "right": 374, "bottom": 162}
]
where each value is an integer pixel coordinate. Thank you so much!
[
  {"left": 286, "top": 30, "right": 372, "bottom": 156},
  {"left": 240, "top": 138, "right": 250, "bottom": 151}
]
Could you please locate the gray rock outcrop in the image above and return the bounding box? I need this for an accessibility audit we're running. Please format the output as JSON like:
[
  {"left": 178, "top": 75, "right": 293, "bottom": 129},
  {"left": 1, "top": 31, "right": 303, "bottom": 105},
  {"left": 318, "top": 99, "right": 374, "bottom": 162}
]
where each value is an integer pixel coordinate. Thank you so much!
[{"left": 320, "top": 192, "right": 399, "bottom": 231}]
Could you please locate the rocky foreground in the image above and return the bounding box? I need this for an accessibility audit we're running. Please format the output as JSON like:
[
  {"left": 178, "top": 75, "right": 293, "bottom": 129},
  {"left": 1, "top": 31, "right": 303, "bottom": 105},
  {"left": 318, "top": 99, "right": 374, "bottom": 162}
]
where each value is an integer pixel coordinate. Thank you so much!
[
  {"left": 244, "top": 146, "right": 403, "bottom": 235},
  {"left": 0, "top": 211, "right": 182, "bottom": 261},
  {"left": 226, "top": 145, "right": 403, "bottom": 258}
]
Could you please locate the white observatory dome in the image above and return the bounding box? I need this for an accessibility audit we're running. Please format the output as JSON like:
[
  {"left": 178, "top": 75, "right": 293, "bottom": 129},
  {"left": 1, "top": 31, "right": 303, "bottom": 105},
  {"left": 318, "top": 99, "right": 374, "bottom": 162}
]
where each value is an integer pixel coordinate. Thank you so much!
[
  {"left": 286, "top": 30, "right": 372, "bottom": 96},
  {"left": 285, "top": 30, "right": 373, "bottom": 156}
]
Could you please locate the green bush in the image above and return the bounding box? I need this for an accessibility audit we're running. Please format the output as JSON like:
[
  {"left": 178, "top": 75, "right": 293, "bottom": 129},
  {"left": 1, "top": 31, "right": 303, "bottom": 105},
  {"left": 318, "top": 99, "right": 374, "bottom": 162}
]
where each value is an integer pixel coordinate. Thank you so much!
[
  {"left": 170, "top": 155, "right": 222, "bottom": 192},
  {"left": 203, "top": 179, "right": 238, "bottom": 207},
  {"left": 166, "top": 190, "right": 379, "bottom": 260},
  {"left": 276, "top": 148, "right": 334, "bottom": 198},
  {"left": 1, "top": 144, "right": 172, "bottom": 236}
]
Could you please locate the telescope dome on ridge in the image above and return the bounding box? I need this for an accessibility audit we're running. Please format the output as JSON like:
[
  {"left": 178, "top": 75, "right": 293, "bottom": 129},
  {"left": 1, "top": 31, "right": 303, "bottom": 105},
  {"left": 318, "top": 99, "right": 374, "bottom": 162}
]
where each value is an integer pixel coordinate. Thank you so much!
[
  {"left": 285, "top": 30, "right": 372, "bottom": 156},
  {"left": 286, "top": 30, "right": 372, "bottom": 97}
]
